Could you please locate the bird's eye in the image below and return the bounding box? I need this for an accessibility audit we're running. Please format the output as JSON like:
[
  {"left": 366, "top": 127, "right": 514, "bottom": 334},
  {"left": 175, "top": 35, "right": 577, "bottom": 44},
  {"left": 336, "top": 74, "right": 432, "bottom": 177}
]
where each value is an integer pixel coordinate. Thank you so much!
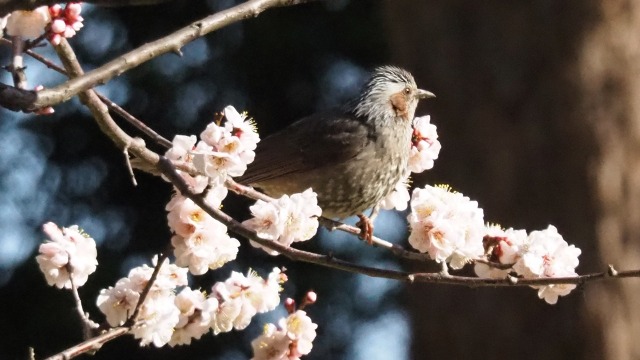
[{"left": 404, "top": 87, "right": 411, "bottom": 95}]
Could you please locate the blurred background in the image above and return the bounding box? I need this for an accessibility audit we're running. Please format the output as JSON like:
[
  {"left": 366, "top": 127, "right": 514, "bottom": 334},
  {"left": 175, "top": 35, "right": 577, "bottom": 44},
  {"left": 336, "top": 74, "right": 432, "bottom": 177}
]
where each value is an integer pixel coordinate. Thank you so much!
[{"left": 1, "top": 0, "right": 639, "bottom": 359}]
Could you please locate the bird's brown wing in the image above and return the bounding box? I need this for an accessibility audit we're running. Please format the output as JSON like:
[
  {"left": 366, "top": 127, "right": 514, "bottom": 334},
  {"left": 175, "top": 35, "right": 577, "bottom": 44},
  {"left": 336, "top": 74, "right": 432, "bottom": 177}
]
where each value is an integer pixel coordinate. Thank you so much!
[{"left": 238, "top": 110, "right": 372, "bottom": 184}]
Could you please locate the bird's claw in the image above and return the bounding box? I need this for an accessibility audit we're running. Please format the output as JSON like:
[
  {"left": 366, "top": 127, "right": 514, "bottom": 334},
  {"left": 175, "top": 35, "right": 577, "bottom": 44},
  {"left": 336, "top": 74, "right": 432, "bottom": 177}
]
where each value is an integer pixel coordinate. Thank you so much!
[{"left": 356, "top": 214, "right": 374, "bottom": 245}]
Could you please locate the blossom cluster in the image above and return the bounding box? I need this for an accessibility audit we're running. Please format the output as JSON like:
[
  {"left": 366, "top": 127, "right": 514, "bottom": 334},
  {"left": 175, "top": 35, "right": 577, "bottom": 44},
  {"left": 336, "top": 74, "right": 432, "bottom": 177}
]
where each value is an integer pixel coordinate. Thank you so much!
[
  {"left": 162, "top": 107, "right": 263, "bottom": 274},
  {"left": 475, "top": 225, "right": 581, "bottom": 304},
  {"left": 36, "top": 222, "right": 97, "bottom": 289},
  {"left": 1, "top": 2, "right": 83, "bottom": 43},
  {"left": 97, "top": 258, "right": 188, "bottom": 346},
  {"left": 166, "top": 191, "right": 240, "bottom": 275},
  {"left": 166, "top": 105, "right": 260, "bottom": 186},
  {"left": 407, "top": 185, "right": 485, "bottom": 269},
  {"left": 47, "top": 3, "right": 84, "bottom": 45},
  {"left": 406, "top": 184, "right": 582, "bottom": 304},
  {"left": 243, "top": 188, "right": 322, "bottom": 255},
  {"left": 96, "top": 263, "right": 285, "bottom": 347},
  {"left": 380, "top": 115, "right": 441, "bottom": 211},
  {"left": 251, "top": 310, "right": 318, "bottom": 360},
  {"left": 164, "top": 105, "right": 259, "bottom": 190}
]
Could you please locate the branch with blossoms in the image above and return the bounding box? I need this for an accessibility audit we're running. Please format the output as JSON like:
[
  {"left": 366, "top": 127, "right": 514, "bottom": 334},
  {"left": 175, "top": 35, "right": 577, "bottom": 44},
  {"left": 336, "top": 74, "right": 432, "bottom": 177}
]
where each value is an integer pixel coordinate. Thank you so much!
[
  {"left": 5, "top": 1, "right": 640, "bottom": 360},
  {"left": 52, "top": 28, "right": 636, "bottom": 301},
  {"left": 0, "top": 0, "right": 317, "bottom": 112}
]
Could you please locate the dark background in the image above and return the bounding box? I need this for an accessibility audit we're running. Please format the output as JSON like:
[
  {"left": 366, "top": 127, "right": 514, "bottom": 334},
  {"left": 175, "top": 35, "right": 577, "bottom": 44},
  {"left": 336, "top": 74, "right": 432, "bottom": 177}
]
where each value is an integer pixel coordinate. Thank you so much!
[{"left": 1, "top": 1, "right": 639, "bottom": 359}]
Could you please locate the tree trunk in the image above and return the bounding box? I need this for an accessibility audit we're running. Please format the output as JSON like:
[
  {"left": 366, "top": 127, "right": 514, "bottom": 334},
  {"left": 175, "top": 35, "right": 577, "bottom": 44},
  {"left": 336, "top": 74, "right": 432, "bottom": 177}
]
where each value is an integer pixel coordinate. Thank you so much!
[{"left": 384, "top": 1, "right": 640, "bottom": 358}]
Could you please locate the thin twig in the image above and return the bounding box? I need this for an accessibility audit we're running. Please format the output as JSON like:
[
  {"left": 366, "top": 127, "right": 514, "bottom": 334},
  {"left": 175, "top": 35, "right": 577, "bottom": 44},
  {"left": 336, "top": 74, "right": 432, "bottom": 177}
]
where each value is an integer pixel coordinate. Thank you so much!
[
  {"left": 125, "top": 252, "right": 169, "bottom": 326},
  {"left": 96, "top": 93, "right": 173, "bottom": 149},
  {"left": 65, "top": 261, "right": 99, "bottom": 339},
  {"left": 10, "top": 36, "right": 27, "bottom": 89},
  {"left": 44, "top": 327, "right": 129, "bottom": 360},
  {"left": 123, "top": 138, "right": 146, "bottom": 186}
]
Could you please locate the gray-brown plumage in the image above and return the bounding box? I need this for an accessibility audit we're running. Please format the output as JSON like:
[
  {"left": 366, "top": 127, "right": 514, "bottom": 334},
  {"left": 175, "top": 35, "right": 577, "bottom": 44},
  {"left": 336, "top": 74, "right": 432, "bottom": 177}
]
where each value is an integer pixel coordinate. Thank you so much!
[{"left": 239, "top": 66, "right": 434, "bottom": 220}]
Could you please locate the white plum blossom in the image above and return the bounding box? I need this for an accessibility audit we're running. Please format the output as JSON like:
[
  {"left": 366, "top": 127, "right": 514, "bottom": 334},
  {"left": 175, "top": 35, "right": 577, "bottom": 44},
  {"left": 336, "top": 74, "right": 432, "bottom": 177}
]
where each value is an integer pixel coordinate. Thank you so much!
[
  {"left": 281, "top": 310, "right": 317, "bottom": 356},
  {"left": 251, "top": 323, "right": 290, "bottom": 360},
  {"left": 223, "top": 106, "right": 260, "bottom": 152},
  {"left": 407, "top": 185, "right": 485, "bottom": 269},
  {"left": 171, "top": 228, "right": 240, "bottom": 275},
  {"left": 165, "top": 134, "right": 196, "bottom": 163},
  {"left": 96, "top": 258, "right": 187, "bottom": 347},
  {"left": 513, "top": 225, "right": 581, "bottom": 304},
  {"left": 474, "top": 225, "right": 527, "bottom": 279},
  {"left": 130, "top": 295, "right": 180, "bottom": 347},
  {"left": 96, "top": 277, "right": 140, "bottom": 327},
  {"left": 211, "top": 283, "right": 256, "bottom": 333},
  {"left": 251, "top": 310, "right": 318, "bottom": 360},
  {"left": 408, "top": 115, "right": 441, "bottom": 173},
  {"left": 209, "top": 268, "right": 285, "bottom": 334},
  {"left": 126, "top": 257, "right": 188, "bottom": 296},
  {"left": 166, "top": 192, "right": 239, "bottom": 275},
  {"left": 379, "top": 175, "right": 411, "bottom": 211},
  {"left": 5, "top": 6, "right": 50, "bottom": 38},
  {"left": 243, "top": 189, "right": 322, "bottom": 255},
  {"left": 169, "top": 287, "right": 218, "bottom": 346},
  {"left": 164, "top": 135, "right": 210, "bottom": 194},
  {"left": 192, "top": 142, "right": 248, "bottom": 181},
  {"left": 244, "top": 198, "right": 283, "bottom": 241},
  {"left": 36, "top": 222, "right": 97, "bottom": 289}
]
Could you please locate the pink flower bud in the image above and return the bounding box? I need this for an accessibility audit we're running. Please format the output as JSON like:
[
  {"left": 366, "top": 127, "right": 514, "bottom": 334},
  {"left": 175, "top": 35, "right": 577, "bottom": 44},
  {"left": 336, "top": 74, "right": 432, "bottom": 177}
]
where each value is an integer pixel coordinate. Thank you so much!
[
  {"left": 305, "top": 291, "right": 317, "bottom": 305},
  {"left": 65, "top": 3, "right": 82, "bottom": 18},
  {"left": 51, "top": 19, "right": 66, "bottom": 33},
  {"left": 284, "top": 298, "right": 296, "bottom": 314},
  {"left": 49, "top": 4, "right": 62, "bottom": 17}
]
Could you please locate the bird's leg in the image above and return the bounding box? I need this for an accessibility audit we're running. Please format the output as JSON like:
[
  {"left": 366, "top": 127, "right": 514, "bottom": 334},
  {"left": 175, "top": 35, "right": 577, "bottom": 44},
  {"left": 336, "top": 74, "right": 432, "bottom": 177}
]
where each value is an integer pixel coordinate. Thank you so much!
[
  {"left": 369, "top": 204, "right": 380, "bottom": 223},
  {"left": 356, "top": 213, "right": 374, "bottom": 244}
]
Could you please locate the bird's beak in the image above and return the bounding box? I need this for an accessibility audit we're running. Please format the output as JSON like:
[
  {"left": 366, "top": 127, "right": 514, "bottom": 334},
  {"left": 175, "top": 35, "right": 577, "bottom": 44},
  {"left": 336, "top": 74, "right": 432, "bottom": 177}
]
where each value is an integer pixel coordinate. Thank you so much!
[{"left": 417, "top": 89, "right": 436, "bottom": 99}]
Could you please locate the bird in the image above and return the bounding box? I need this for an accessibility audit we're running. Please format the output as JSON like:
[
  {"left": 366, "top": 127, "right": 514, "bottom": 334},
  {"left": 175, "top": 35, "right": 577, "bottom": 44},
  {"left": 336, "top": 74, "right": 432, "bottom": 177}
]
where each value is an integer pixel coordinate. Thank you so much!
[{"left": 238, "top": 66, "right": 435, "bottom": 241}]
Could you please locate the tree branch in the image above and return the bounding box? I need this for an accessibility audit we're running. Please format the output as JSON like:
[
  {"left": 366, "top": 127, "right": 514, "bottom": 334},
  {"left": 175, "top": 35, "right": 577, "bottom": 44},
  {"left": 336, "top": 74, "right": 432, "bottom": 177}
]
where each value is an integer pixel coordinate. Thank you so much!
[
  {"left": 124, "top": 252, "right": 169, "bottom": 327},
  {"left": 64, "top": 261, "right": 99, "bottom": 340},
  {"left": 0, "top": 0, "right": 316, "bottom": 112},
  {"left": 43, "top": 327, "right": 130, "bottom": 360}
]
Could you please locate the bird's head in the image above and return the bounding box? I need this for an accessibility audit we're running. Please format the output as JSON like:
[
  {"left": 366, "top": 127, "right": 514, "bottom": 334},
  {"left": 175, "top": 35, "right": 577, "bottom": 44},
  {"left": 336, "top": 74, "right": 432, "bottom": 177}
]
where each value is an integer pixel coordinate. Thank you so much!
[{"left": 352, "top": 66, "right": 435, "bottom": 122}]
